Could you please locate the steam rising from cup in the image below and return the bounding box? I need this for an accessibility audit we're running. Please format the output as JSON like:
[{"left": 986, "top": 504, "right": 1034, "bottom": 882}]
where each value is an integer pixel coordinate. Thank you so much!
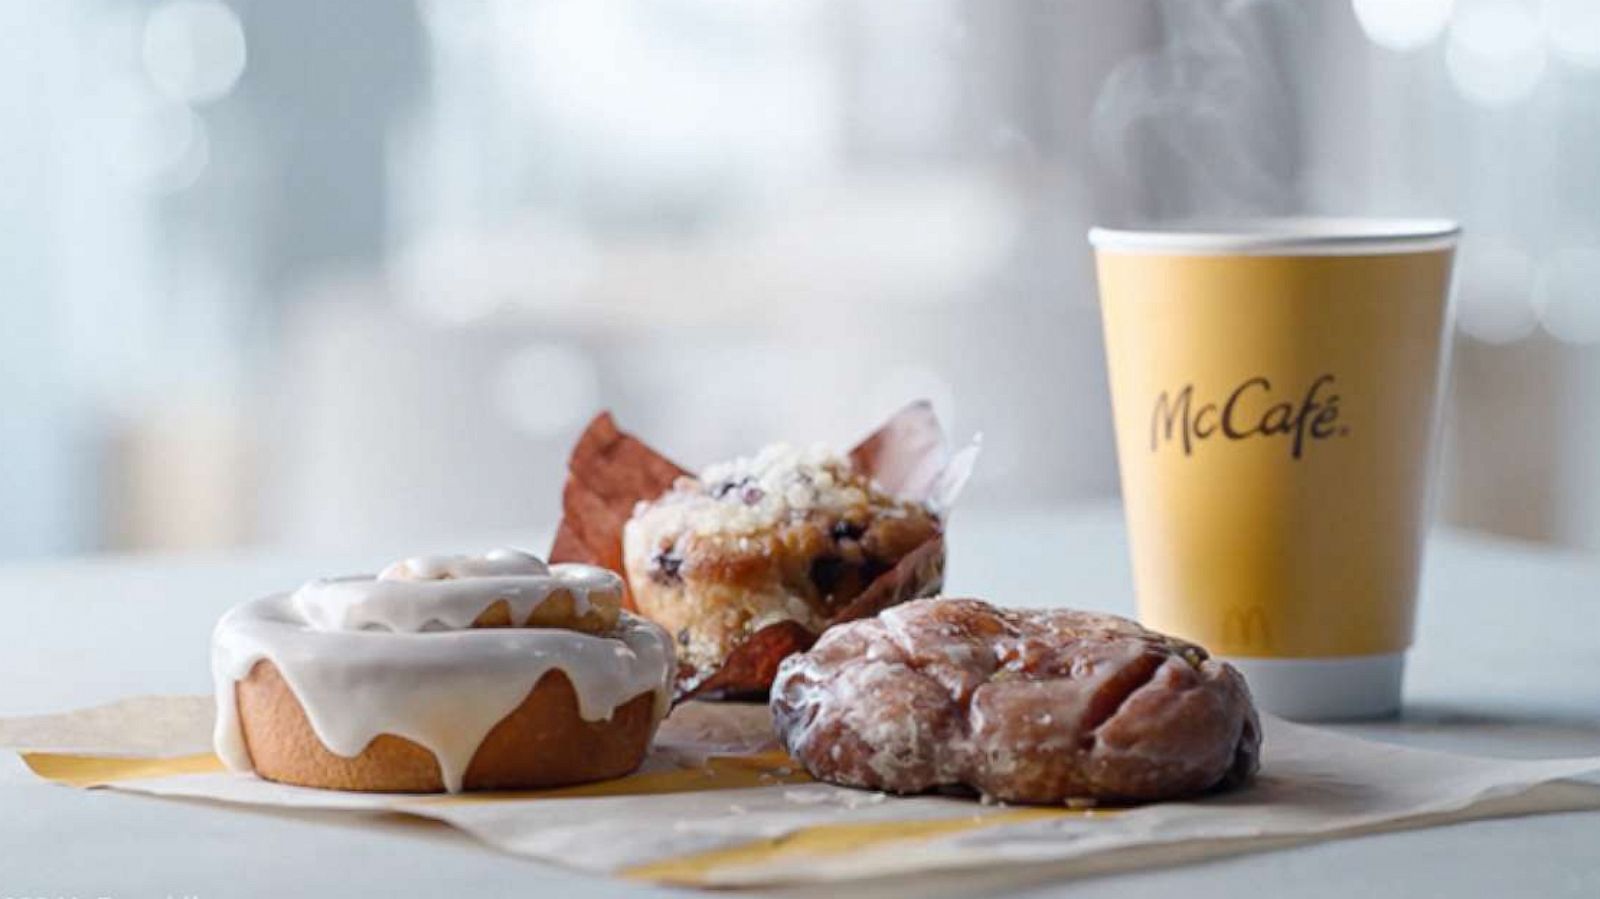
[{"left": 1092, "top": 0, "right": 1303, "bottom": 220}]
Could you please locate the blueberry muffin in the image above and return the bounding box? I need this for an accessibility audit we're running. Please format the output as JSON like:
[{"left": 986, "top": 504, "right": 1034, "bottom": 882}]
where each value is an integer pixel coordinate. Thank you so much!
[{"left": 623, "top": 443, "right": 944, "bottom": 692}]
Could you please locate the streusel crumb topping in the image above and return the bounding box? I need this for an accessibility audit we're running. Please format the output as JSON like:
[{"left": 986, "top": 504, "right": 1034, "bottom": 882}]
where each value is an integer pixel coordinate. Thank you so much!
[{"left": 636, "top": 443, "right": 908, "bottom": 538}]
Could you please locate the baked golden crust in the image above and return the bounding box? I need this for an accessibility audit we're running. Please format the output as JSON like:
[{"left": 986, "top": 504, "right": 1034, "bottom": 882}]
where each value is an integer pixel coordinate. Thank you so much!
[
  {"left": 235, "top": 660, "right": 658, "bottom": 793},
  {"left": 771, "top": 598, "right": 1261, "bottom": 804},
  {"left": 468, "top": 586, "right": 621, "bottom": 634},
  {"left": 623, "top": 448, "right": 943, "bottom": 689}
]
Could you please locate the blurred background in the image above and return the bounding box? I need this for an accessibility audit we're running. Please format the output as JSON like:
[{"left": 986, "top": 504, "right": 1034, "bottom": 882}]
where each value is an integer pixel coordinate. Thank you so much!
[{"left": 2, "top": 0, "right": 1598, "bottom": 560}]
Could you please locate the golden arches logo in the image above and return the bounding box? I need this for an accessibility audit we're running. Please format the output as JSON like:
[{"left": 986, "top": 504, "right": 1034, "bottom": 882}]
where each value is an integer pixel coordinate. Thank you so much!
[{"left": 1222, "top": 605, "right": 1272, "bottom": 650}]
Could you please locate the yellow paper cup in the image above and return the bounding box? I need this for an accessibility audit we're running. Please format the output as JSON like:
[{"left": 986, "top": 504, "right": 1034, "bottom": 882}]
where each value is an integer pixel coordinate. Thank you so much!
[{"left": 1090, "top": 219, "right": 1459, "bottom": 720}]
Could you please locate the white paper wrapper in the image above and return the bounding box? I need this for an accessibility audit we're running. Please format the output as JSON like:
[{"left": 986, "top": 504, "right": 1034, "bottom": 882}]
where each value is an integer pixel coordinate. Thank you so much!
[{"left": 5, "top": 696, "right": 1599, "bottom": 887}]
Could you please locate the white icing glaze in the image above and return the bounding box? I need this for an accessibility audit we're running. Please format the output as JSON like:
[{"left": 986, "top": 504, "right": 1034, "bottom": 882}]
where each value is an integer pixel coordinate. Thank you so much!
[
  {"left": 294, "top": 552, "right": 622, "bottom": 633},
  {"left": 378, "top": 546, "right": 548, "bottom": 581},
  {"left": 211, "top": 552, "right": 671, "bottom": 793}
]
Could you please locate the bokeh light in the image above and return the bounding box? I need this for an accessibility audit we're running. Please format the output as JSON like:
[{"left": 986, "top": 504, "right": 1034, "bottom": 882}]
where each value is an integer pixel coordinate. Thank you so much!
[
  {"left": 1541, "top": 0, "right": 1600, "bottom": 68},
  {"left": 1446, "top": 0, "right": 1547, "bottom": 106},
  {"left": 396, "top": 223, "right": 599, "bottom": 327},
  {"left": 142, "top": 0, "right": 247, "bottom": 106},
  {"left": 1456, "top": 239, "right": 1539, "bottom": 344},
  {"left": 492, "top": 342, "right": 602, "bottom": 438},
  {"left": 94, "top": 80, "right": 210, "bottom": 192},
  {"left": 1352, "top": 0, "right": 1455, "bottom": 51},
  {"left": 1534, "top": 247, "right": 1600, "bottom": 345},
  {"left": 488, "top": 0, "right": 832, "bottom": 195}
]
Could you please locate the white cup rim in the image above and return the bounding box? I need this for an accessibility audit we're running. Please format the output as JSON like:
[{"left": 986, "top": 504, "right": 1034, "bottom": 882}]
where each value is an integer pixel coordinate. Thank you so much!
[{"left": 1089, "top": 217, "right": 1460, "bottom": 255}]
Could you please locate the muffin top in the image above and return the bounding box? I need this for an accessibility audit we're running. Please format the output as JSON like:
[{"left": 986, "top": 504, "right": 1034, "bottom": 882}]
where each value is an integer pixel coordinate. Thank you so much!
[
  {"left": 626, "top": 443, "right": 939, "bottom": 596},
  {"left": 635, "top": 444, "right": 908, "bottom": 537}
]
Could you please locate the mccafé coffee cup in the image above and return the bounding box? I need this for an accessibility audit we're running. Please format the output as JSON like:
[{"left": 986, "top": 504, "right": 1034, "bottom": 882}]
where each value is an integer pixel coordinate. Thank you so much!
[{"left": 1090, "top": 219, "right": 1459, "bottom": 720}]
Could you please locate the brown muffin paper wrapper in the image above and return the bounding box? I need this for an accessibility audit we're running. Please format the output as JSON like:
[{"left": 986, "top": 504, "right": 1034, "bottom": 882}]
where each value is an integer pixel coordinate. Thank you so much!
[{"left": 549, "top": 400, "right": 978, "bottom": 700}]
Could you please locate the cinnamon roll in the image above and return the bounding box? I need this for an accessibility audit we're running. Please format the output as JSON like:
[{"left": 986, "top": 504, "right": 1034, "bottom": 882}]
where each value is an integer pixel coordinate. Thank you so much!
[{"left": 211, "top": 548, "right": 674, "bottom": 793}]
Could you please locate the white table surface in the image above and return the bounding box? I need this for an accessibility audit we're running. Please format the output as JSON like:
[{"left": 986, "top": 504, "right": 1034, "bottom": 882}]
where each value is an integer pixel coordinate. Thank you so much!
[{"left": 3, "top": 503, "right": 1598, "bottom": 898}]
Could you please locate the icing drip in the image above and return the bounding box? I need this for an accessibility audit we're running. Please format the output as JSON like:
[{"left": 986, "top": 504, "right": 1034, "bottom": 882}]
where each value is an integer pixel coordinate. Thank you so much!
[
  {"left": 211, "top": 551, "right": 671, "bottom": 793},
  {"left": 294, "top": 552, "right": 621, "bottom": 633},
  {"left": 378, "top": 546, "right": 548, "bottom": 581}
]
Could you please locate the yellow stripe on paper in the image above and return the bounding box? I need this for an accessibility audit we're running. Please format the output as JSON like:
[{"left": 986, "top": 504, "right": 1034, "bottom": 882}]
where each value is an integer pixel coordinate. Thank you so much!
[
  {"left": 17, "top": 748, "right": 809, "bottom": 799},
  {"left": 21, "top": 751, "right": 225, "bottom": 787},
  {"left": 623, "top": 806, "right": 1090, "bottom": 885},
  {"left": 411, "top": 751, "right": 812, "bottom": 804}
]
